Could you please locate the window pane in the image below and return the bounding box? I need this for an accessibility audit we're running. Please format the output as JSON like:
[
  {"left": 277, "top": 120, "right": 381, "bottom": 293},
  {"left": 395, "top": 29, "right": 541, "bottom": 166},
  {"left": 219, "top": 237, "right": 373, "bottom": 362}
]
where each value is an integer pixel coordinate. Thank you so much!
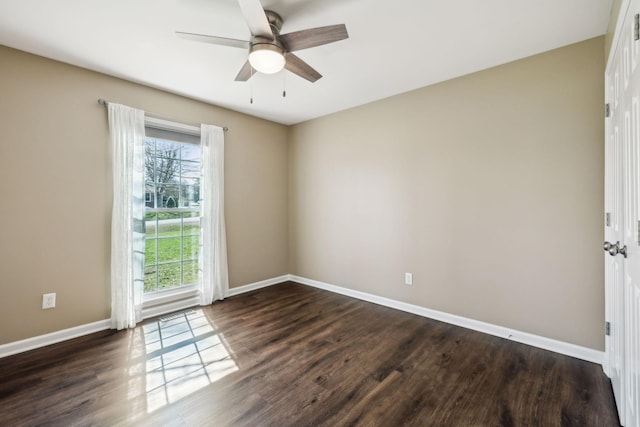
[
  {"left": 183, "top": 236, "right": 199, "bottom": 260},
  {"left": 157, "top": 263, "right": 181, "bottom": 290},
  {"left": 156, "top": 185, "right": 180, "bottom": 208},
  {"left": 180, "top": 185, "right": 197, "bottom": 207},
  {"left": 152, "top": 140, "right": 181, "bottom": 186},
  {"left": 158, "top": 238, "right": 181, "bottom": 263},
  {"left": 145, "top": 213, "right": 157, "bottom": 238},
  {"left": 153, "top": 158, "right": 180, "bottom": 185},
  {"left": 182, "top": 261, "right": 199, "bottom": 284},
  {"left": 145, "top": 266, "right": 158, "bottom": 293},
  {"left": 145, "top": 239, "right": 157, "bottom": 265},
  {"left": 181, "top": 160, "right": 200, "bottom": 180},
  {"left": 181, "top": 144, "right": 200, "bottom": 162},
  {"left": 145, "top": 168, "right": 154, "bottom": 185},
  {"left": 155, "top": 140, "right": 179, "bottom": 158},
  {"left": 145, "top": 184, "right": 155, "bottom": 208},
  {"left": 145, "top": 139, "right": 156, "bottom": 155},
  {"left": 183, "top": 220, "right": 200, "bottom": 237},
  {"left": 180, "top": 178, "right": 200, "bottom": 207},
  {"left": 157, "top": 221, "right": 180, "bottom": 237}
]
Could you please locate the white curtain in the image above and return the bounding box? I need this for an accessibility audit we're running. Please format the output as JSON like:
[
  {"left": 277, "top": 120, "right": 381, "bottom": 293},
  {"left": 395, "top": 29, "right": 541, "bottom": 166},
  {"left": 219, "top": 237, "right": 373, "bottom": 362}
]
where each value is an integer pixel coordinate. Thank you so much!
[
  {"left": 199, "top": 124, "right": 229, "bottom": 305},
  {"left": 108, "top": 103, "right": 146, "bottom": 330}
]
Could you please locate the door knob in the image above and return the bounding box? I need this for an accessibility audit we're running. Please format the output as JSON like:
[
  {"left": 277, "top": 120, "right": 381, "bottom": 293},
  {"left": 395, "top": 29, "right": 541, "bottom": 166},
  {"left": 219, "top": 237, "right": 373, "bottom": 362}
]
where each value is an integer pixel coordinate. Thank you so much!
[
  {"left": 605, "top": 241, "right": 628, "bottom": 258},
  {"left": 619, "top": 245, "right": 628, "bottom": 258}
]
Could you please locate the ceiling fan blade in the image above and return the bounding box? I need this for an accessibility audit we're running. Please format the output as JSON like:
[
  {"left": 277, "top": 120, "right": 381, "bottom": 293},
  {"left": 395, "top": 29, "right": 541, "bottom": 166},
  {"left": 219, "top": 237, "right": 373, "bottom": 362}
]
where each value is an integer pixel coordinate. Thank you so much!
[
  {"left": 234, "top": 60, "right": 256, "bottom": 81},
  {"left": 284, "top": 53, "right": 322, "bottom": 83},
  {"left": 280, "top": 24, "right": 348, "bottom": 52},
  {"left": 238, "top": 0, "right": 273, "bottom": 39},
  {"left": 176, "top": 31, "right": 250, "bottom": 49}
]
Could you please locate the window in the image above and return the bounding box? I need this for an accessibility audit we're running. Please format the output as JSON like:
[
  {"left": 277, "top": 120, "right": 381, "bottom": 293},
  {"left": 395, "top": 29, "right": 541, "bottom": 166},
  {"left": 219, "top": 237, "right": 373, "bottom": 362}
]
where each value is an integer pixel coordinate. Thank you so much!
[{"left": 144, "top": 133, "right": 201, "bottom": 294}]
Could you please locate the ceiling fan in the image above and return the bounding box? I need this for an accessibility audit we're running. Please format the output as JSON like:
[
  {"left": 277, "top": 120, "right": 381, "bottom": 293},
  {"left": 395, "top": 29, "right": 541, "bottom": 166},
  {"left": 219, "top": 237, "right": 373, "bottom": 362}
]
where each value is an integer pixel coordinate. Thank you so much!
[{"left": 176, "top": 0, "right": 349, "bottom": 83}]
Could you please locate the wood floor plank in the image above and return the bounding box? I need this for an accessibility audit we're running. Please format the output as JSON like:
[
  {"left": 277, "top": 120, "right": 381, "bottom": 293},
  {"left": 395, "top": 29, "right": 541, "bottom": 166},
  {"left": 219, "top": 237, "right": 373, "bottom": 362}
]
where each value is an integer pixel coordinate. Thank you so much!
[{"left": 0, "top": 282, "right": 620, "bottom": 426}]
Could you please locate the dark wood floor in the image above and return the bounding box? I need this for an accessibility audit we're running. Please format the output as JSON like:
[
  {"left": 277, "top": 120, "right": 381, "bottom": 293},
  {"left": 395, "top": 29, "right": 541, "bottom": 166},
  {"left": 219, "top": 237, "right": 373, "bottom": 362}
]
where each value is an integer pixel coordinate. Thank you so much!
[{"left": 0, "top": 282, "right": 619, "bottom": 426}]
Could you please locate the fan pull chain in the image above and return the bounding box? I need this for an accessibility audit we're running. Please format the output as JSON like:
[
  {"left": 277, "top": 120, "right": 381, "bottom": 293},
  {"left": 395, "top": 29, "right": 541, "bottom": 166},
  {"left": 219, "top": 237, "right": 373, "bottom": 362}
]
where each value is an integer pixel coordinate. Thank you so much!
[
  {"left": 250, "top": 67, "right": 254, "bottom": 104},
  {"left": 282, "top": 71, "right": 287, "bottom": 98}
]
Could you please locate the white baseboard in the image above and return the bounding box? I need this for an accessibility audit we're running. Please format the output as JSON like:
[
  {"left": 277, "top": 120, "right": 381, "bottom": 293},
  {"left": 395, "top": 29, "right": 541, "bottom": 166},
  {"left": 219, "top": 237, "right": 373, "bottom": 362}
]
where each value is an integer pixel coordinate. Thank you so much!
[
  {"left": 0, "top": 274, "right": 604, "bottom": 366},
  {"left": 0, "top": 319, "right": 111, "bottom": 359},
  {"left": 228, "top": 275, "right": 290, "bottom": 296},
  {"left": 290, "top": 275, "right": 604, "bottom": 365}
]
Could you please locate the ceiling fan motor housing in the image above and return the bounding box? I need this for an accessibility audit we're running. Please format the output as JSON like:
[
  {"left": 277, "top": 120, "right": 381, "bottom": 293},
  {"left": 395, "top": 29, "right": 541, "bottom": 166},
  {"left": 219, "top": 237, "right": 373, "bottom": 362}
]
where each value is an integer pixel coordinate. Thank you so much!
[{"left": 264, "top": 10, "right": 283, "bottom": 34}]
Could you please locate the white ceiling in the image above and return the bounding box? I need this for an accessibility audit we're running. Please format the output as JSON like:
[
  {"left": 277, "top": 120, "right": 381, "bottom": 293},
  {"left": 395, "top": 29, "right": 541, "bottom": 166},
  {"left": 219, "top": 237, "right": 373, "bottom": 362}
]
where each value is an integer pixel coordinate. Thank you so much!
[{"left": 0, "top": 0, "right": 613, "bottom": 125}]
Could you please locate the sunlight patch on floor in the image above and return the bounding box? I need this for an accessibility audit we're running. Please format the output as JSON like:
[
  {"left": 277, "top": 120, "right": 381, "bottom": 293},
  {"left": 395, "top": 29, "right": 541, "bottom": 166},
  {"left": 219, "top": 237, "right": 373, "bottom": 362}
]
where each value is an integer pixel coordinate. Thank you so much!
[{"left": 133, "top": 309, "right": 239, "bottom": 413}]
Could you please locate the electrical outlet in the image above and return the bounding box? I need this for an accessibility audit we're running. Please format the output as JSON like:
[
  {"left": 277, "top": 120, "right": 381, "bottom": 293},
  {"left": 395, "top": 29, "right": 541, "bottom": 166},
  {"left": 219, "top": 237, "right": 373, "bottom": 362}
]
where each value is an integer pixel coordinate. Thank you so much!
[
  {"left": 404, "top": 272, "right": 413, "bottom": 286},
  {"left": 42, "top": 293, "right": 56, "bottom": 309}
]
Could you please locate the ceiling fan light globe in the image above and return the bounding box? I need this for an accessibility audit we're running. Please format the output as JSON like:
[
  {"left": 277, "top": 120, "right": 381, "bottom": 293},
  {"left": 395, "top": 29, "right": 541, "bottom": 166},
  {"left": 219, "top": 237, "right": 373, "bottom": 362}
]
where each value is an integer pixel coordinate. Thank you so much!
[{"left": 249, "top": 44, "right": 285, "bottom": 74}]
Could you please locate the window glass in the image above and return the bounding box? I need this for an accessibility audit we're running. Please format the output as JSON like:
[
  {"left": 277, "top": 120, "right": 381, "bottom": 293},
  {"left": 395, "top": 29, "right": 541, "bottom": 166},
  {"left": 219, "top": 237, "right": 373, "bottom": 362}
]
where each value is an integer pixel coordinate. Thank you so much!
[{"left": 144, "top": 136, "right": 201, "bottom": 294}]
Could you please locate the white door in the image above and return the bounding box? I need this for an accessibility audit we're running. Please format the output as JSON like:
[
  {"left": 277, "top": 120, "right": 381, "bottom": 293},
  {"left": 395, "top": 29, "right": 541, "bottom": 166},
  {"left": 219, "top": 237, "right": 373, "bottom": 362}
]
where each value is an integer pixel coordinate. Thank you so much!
[
  {"left": 606, "top": 1, "right": 640, "bottom": 425},
  {"left": 623, "top": 4, "right": 640, "bottom": 423},
  {"left": 606, "top": 45, "right": 626, "bottom": 419}
]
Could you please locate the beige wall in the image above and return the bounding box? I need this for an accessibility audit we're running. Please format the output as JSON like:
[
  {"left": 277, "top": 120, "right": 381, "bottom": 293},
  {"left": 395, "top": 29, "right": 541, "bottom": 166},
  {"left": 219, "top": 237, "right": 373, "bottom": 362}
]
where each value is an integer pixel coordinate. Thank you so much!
[
  {"left": 0, "top": 45, "right": 289, "bottom": 344},
  {"left": 289, "top": 37, "right": 605, "bottom": 350}
]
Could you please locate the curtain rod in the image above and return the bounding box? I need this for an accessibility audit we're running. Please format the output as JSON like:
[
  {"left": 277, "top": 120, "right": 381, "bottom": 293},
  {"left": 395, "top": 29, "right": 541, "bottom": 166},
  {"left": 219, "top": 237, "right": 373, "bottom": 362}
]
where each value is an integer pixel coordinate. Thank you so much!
[{"left": 97, "top": 98, "right": 228, "bottom": 132}]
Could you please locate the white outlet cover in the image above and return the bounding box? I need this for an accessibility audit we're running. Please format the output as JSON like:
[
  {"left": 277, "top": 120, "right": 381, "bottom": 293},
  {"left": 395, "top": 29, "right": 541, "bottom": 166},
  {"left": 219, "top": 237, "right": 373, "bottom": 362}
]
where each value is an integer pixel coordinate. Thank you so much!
[
  {"left": 404, "top": 273, "right": 413, "bottom": 286},
  {"left": 42, "top": 293, "right": 56, "bottom": 309}
]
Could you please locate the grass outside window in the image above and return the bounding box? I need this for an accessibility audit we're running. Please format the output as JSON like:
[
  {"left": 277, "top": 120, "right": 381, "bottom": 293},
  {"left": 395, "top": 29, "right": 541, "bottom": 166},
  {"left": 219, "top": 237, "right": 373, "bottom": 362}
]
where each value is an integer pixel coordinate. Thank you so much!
[{"left": 144, "top": 217, "right": 200, "bottom": 292}]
